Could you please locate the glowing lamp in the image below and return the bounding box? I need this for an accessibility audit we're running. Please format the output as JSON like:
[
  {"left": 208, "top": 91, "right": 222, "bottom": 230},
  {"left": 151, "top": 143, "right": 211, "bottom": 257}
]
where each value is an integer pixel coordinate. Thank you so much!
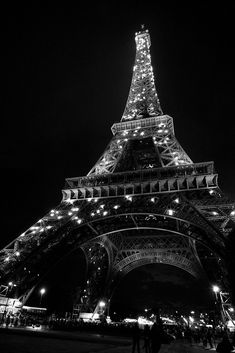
[{"left": 212, "top": 285, "right": 220, "bottom": 293}]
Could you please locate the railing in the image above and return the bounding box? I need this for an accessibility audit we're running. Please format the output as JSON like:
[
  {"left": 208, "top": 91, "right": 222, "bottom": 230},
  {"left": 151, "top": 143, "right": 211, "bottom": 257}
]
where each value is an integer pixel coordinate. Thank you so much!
[
  {"left": 65, "top": 161, "right": 215, "bottom": 189},
  {"left": 111, "top": 115, "right": 172, "bottom": 134}
]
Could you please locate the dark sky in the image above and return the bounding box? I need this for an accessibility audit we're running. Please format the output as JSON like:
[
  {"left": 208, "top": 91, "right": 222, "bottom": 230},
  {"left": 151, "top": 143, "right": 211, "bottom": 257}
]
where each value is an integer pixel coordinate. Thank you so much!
[
  {"left": 111, "top": 264, "right": 214, "bottom": 317},
  {"left": 1, "top": 2, "right": 235, "bottom": 312}
]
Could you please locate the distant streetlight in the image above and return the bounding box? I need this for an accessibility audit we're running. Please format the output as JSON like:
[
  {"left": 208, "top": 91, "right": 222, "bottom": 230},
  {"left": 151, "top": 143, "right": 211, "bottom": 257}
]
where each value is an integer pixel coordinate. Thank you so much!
[
  {"left": 39, "top": 288, "right": 46, "bottom": 305},
  {"left": 212, "top": 285, "right": 220, "bottom": 293},
  {"left": 212, "top": 285, "right": 228, "bottom": 327}
]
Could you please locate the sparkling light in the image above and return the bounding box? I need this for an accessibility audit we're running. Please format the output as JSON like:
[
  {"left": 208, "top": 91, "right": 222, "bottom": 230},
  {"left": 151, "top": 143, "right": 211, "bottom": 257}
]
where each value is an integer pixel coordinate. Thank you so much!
[
  {"left": 167, "top": 209, "right": 175, "bottom": 216},
  {"left": 212, "top": 211, "right": 218, "bottom": 216},
  {"left": 65, "top": 199, "right": 76, "bottom": 204},
  {"left": 125, "top": 195, "right": 133, "bottom": 202}
]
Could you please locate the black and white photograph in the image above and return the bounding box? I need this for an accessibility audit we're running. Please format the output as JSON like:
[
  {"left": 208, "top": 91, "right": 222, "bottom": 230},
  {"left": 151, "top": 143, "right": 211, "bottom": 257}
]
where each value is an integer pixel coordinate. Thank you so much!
[{"left": 1, "top": 2, "right": 235, "bottom": 352}]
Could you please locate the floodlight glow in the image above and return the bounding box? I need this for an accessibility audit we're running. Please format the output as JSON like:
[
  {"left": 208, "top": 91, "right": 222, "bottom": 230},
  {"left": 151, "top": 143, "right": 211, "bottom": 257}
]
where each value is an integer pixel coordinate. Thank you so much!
[
  {"left": 40, "top": 288, "right": 46, "bottom": 295},
  {"left": 99, "top": 301, "right": 106, "bottom": 307}
]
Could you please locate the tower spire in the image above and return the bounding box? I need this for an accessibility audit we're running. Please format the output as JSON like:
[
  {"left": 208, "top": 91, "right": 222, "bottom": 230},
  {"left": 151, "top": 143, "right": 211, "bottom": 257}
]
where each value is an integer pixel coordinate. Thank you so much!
[{"left": 121, "top": 28, "right": 163, "bottom": 121}]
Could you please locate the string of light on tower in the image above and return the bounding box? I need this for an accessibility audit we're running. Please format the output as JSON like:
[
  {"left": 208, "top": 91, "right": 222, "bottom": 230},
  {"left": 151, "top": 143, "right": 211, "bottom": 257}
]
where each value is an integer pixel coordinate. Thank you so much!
[{"left": 122, "top": 29, "right": 163, "bottom": 121}]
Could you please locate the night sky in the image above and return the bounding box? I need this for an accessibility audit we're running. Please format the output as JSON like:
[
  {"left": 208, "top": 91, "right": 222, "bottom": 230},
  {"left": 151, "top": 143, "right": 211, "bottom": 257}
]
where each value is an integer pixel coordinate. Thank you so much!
[{"left": 1, "top": 3, "right": 235, "bottom": 314}]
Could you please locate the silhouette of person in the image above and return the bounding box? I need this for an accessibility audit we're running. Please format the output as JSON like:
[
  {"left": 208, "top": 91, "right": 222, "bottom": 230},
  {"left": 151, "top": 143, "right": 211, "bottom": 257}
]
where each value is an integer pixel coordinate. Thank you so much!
[
  {"left": 143, "top": 325, "right": 151, "bottom": 353},
  {"left": 207, "top": 327, "right": 214, "bottom": 349},
  {"left": 216, "top": 334, "right": 233, "bottom": 353},
  {"left": 151, "top": 320, "right": 163, "bottom": 353},
  {"left": 132, "top": 322, "right": 140, "bottom": 353}
]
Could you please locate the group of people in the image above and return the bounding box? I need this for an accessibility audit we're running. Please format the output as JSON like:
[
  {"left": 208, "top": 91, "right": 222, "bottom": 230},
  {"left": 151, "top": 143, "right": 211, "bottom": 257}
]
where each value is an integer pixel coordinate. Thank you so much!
[
  {"left": 132, "top": 319, "right": 235, "bottom": 353},
  {"left": 185, "top": 325, "right": 235, "bottom": 352},
  {"left": 132, "top": 318, "right": 164, "bottom": 353}
]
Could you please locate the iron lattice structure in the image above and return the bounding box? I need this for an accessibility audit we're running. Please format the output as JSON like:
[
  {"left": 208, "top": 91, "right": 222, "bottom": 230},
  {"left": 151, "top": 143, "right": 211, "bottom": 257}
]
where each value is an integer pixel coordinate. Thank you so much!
[{"left": 0, "top": 29, "right": 235, "bottom": 320}]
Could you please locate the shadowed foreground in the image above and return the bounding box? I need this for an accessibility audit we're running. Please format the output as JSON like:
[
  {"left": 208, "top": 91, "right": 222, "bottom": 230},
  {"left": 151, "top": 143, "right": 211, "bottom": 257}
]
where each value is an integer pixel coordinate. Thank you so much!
[{"left": 0, "top": 328, "right": 217, "bottom": 353}]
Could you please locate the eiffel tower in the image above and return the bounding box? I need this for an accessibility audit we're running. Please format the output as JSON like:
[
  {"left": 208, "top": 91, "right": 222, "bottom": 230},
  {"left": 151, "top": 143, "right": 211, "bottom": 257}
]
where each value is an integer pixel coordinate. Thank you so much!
[{"left": 1, "top": 28, "right": 235, "bottom": 321}]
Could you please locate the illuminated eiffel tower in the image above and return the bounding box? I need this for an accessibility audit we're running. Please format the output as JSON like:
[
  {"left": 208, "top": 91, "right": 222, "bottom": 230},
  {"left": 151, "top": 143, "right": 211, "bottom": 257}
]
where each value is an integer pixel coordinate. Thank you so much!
[{"left": 0, "top": 28, "right": 234, "bottom": 321}]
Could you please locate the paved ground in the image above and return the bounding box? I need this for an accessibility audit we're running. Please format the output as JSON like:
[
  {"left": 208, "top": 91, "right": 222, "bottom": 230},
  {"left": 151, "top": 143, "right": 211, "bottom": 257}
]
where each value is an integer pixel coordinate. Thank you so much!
[{"left": 0, "top": 327, "right": 233, "bottom": 353}]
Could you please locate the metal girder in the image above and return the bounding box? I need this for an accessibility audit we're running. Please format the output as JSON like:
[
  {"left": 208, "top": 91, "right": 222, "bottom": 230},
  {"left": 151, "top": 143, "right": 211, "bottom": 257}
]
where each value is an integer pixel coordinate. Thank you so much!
[
  {"left": 18, "top": 286, "right": 36, "bottom": 306},
  {"left": 78, "top": 231, "right": 204, "bottom": 313},
  {"left": 87, "top": 115, "right": 192, "bottom": 176},
  {"left": 0, "top": 285, "right": 8, "bottom": 297},
  {"left": 110, "top": 234, "right": 203, "bottom": 278},
  {"left": 0, "top": 200, "right": 88, "bottom": 279},
  {"left": 87, "top": 135, "right": 129, "bottom": 175},
  {"left": 0, "top": 192, "right": 227, "bottom": 297},
  {"left": 187, "top": 189, "right": 235, "bottom": 235}
]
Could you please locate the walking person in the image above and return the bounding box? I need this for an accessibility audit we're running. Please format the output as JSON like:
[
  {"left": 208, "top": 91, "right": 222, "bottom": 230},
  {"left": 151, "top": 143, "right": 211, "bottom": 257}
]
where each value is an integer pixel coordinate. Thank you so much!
[
  {"left": 143, "top": 325, "right": 151, "bottom": 353},
  {"left": 131, "top": 322, "right": 141, "bottom": 353}
]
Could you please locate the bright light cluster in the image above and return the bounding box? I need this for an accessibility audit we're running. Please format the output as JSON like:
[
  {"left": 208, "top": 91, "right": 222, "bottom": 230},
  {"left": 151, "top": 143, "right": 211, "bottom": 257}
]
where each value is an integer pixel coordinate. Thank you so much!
[{"left": 122, "top": 30, "right": 162, "bottom": 121}]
